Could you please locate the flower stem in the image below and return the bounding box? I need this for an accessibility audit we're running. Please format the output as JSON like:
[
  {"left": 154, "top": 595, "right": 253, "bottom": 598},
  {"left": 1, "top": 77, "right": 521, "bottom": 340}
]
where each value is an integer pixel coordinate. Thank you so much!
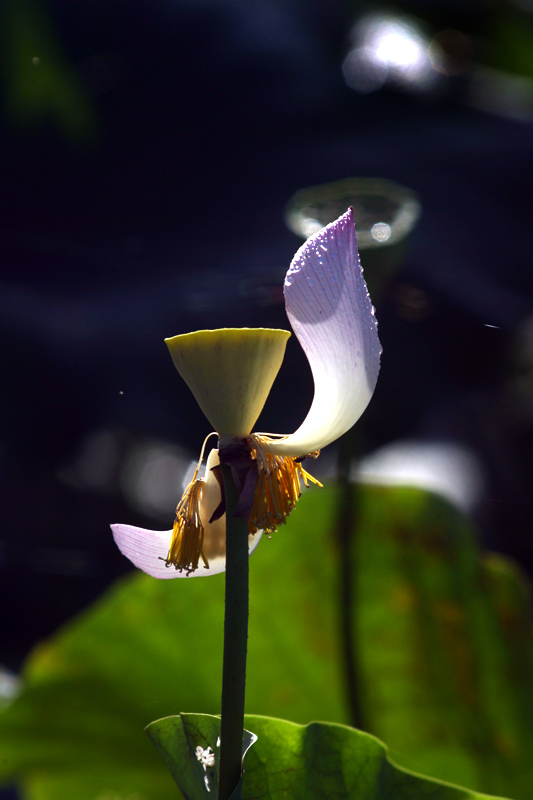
[
  {"left": 336, "top": 430, "right": 365, "bottom": 731},
  {"left": 218, "top": 463, "right": 250, "bottom": 800}
]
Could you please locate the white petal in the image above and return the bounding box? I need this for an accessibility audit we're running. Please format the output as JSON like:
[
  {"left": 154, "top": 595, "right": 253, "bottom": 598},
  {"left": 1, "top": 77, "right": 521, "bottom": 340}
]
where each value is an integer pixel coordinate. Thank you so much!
[
  {"left": 111, "top": 523, "right": 262, "bottom": 578},
  {"left": 271, "top": 207, "right": 381, "bottom": 457},
  {"left": 111, "top": 450, "right": 262, "bottom": 579},
  {"left": 111, "top": 524, "right": 197, "bottom": 578}
]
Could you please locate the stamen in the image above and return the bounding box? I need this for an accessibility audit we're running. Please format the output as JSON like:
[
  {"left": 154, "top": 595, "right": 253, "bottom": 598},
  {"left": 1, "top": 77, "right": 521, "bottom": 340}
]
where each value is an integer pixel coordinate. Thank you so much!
[
  {"left": 164, "top": 432, "right": 217, "bottom": 575},
  {"left": 248, "top": 434, "right": 322, "bottom": 536},
  {"left": 191, "top": 431, "right": 219, "bottom": 483}
]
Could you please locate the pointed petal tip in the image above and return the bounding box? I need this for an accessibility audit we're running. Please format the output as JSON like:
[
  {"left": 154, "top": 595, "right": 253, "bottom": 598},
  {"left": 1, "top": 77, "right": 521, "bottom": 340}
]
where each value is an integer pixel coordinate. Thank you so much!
[
  {"left": 285, "top": 206, "right": 356, "bottom": 291},
  {"left": 111, "top": 523, "right": 186, "bottom": 579},
  {"left": 334, "top": 204, "right": 355, "bottom": 231},
  {"left": 277, "top": 206, "right": 381, "bottom": 457}
]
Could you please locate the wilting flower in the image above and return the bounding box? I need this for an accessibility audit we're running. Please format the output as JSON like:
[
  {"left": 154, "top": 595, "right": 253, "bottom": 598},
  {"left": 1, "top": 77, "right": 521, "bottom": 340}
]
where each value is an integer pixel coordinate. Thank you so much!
[{"left": 112, "top": 208, "right": 381, "bottom": 578}]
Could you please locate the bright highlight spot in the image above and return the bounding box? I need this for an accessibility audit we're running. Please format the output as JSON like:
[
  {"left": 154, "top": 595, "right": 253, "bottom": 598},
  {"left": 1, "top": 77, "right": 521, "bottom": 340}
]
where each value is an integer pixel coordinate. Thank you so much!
[
  {"left": 300, "top": 216, "right": 323, "bottom": 237},
  {"left": 343, "top": 13, "right": 439, "bottom": 93},
  {"left": 355, "top": 440, "right": 484, "bottom": 513},
  {"left": 0, "top": 668, "right": 21, "bottom": 708},
  {"left": 371, "top": 222, "right": 391, "bottom": 242},
  {"left": 120, "top": 441, "right": 191, "bottom": 519},
  {"left": 374, "top": 26, "right": 424, "bottom": 69}
]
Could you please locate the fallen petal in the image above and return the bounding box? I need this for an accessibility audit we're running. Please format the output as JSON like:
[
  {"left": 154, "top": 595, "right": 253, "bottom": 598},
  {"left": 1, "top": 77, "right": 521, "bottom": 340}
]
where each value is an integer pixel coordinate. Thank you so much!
[{"left": 272, "top": 207, "right": 381, "bottom": 457}]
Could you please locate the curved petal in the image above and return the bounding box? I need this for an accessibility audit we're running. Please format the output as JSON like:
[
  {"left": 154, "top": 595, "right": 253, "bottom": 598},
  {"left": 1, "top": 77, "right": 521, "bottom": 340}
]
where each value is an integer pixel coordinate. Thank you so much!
[
  {"left": 111, "top": 450, "right": 262, "bottom": 578},
  {"left": 111, "top": 523, "right": 262, "bottom": 578},
  {"left": 270, "top": 207, "right": 381, "bottom": 458},
  {"left": 111, "top": 524, "right": 196, "bottom": 578}
]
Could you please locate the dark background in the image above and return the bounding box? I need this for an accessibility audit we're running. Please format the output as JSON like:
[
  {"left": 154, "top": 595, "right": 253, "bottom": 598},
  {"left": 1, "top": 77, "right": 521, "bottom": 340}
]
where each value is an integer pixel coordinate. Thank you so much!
[{"left": 2, "top": 0, "right": 533, "bottom": 673}]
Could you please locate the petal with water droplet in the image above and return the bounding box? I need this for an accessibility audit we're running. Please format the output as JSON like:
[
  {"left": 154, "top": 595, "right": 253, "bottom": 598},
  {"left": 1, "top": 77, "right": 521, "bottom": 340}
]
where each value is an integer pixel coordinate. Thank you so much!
[{"left": 271, "top": 207, "right": 381, "bottom": 457}]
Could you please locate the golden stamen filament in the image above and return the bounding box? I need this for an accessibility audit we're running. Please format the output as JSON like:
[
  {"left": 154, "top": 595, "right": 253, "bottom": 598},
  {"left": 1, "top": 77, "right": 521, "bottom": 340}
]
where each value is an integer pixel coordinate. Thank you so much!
[
  {"left": 163, "top": 431, "right": 322, "bottom": 574},
  {"left": 165, "top": 478, "right": 208, "bottom": 575},
  {"left": 164, "top": 432, "right": 217, "bottom": 575},
  {"left": 248, "top": 434, "right": 322, "bottom": 536}
]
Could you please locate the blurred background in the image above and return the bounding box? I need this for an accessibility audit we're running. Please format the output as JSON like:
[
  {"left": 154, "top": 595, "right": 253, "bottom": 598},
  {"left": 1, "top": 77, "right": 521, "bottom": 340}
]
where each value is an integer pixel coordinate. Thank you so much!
[{"left": 1, "top": 0, "right": 533, "bottom": 797}]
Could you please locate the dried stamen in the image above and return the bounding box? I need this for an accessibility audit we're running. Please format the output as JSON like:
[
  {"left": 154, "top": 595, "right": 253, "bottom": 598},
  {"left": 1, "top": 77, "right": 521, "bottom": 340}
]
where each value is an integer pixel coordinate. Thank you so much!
[
  {"left": 163, "top": 432, "right": 217, "bottom": 575},
  {"left": 248, "top": 433, "right": 322, "bottom": 536},
  {"left": 165, "top": 478, "right": 208, "bottom": 575}
]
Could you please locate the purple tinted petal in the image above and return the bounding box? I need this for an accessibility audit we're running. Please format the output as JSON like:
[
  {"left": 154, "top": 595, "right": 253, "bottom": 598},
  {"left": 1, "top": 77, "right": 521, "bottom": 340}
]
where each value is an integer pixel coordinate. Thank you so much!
[
  {"left": 274, "top": 207, "right": 381, "bottom": 457},
  {"left": 111, "top": 523, "right": 262, "bottom": 579}
]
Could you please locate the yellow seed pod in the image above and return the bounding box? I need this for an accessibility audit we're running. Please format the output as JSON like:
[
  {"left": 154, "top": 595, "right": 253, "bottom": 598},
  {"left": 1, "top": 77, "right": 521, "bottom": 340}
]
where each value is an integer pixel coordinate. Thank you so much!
[{"left": 165, "top": 328, "right": 291, "bottom": 436}]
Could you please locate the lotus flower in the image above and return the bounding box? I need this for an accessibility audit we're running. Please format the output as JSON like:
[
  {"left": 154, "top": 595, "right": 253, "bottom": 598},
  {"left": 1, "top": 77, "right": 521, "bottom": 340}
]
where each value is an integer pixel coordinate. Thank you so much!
[{"left": 112, "top": 208, "right": 381, "bottom": 577}]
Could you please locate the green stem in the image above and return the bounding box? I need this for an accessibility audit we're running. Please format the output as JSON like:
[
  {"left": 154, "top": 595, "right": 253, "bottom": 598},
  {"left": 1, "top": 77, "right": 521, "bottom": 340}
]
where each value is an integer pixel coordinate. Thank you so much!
[
  {"left": 337, "top": 430, "right": 365, "bottom": 731},
  {"left": 218, "top": 463, "right": 250, "bottom": 800}
]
